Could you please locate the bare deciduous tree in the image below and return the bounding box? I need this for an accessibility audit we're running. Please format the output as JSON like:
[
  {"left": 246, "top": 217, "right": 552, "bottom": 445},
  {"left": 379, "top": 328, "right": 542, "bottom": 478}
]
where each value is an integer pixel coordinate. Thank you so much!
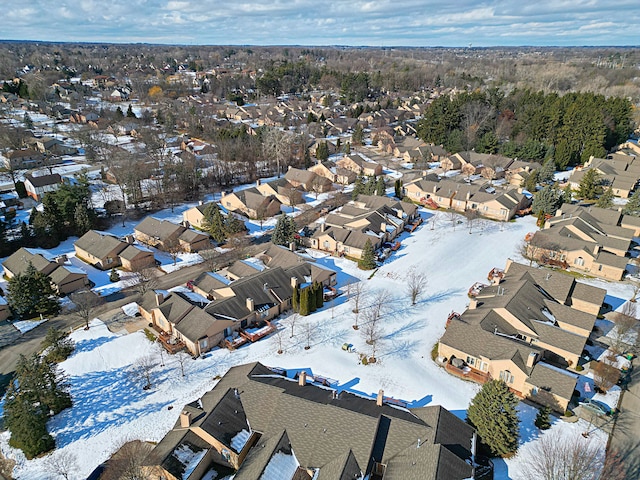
[
  {"left": 100, "top": 440, "right": 153, "bottom": 480},
  {"left": 199, "top": 249, "right": 221, "bottom": 272},
  {"left": 70, "top": 290, "right": 105, "bottom": 329},
  {"left": 128, "top": 266, "right": 159, "bottom": 296},
  {"left": 407, "top": 268, "right": 428, "bottom": 305},
  {"left": 518, "top": 431, "right": 605, "bottom": 480},
  {"left": 465, "top": 209, "right": 479, "bottom": 234},
  {"left": 274, "top": 328, "right": 287, "bottom": 354},
  {"left": 303, "top": 321, "right": 317, "bottom": 350},
  {"left": 165, "top": 238, "right": 185, "bottom": 266},
  {"left": 446, "top": 210, "right": 460, "bottom": 231},
  {"left": 610, "top": 302, "right": 637, "bottom": 354},
  {"left": 175, "top": 351, "right": 191, "bottom": 377},
  {"left": 591, "top": 356, "right": 621, "bottom": 392},
  {"left": 282, "top": 312, "right": 299, "bottom": 338},
  {"left": 131, "top": 355, "right": 155, "bottom": 389},
  {"left": 44, "top": 451, "right": 78, "bottom": 480},
  {"left": 349, "top": 281, "right": 367, "bottom": 329}
]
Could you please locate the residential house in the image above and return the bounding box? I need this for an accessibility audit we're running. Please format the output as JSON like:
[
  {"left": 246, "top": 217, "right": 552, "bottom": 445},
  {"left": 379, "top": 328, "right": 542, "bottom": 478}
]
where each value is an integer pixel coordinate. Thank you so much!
[
  {"left": 24, "top": 173, "right": 63, "bottom": 201},
  {"left": 308, "top": 160, "right": 337, "bottom": 182},
  {"left": 183, "top": 202, "right": 215, "bottom": 230},
  {"left": 220, "top": 187, "right": 282, "bottom": 219},
  {"left": 74, "top": 230, "right": 155, "bottom": 271},
  {"left": 142, "top": 362, "right": 483, "bottom": 480},
  {"left": 2, "top": 148, "right": 45, "bottom": 169},
  {"left": 526, "top": 203, "right": 634, "bottom": 281},
  {"left": 255, "top": 178, "right": 303, "bottom": 207},
  {"left": 134, "top": 217, "right": 210, "bottom": 252},
  {"left": 306, "top": 195, "right": 417, "bottom": 258},
  {"left": 505, "top": 160, "right": 541, "bottom": 187},
  {"left": 284, "top": 167, "right": 332, "bottom": 193},
  {"left": 2, "top": 247, "right": 90, "bottom": 295},
  {"left": 336, "top": 154, "right": 383, "bottom": 177},
  {"left": 404, "top": 178, "right": 530, "bottom": 221},
  {"left": 568, "top": 154, "right": 640, "bottom": 199},
  {"left": 439, "top": 260, "right": 605, "bottom": 412}
]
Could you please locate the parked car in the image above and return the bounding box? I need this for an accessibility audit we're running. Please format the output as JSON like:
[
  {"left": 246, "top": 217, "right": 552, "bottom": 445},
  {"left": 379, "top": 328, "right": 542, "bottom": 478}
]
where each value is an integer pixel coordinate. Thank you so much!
[{"left": 579, "top": 398, "right": 612, "bottom": 416}]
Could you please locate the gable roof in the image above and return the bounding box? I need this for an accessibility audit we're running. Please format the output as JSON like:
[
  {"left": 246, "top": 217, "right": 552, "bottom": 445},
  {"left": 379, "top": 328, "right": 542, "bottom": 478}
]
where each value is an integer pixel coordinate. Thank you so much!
[
  {"left": 146, "top": 362, "right": 474, "bottom": 480},
  {"left": 24, "top": 173, "right": 62, "bottom": 188},
  {"left": 75, "top": 230, "right": 127, "bottom": 258}
]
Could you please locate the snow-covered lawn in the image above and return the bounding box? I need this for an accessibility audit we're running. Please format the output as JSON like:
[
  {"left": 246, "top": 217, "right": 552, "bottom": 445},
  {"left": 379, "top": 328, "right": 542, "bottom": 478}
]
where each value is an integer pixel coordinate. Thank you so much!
[{"left": 0, "top": 209, "right": 631, "bottom": 479}]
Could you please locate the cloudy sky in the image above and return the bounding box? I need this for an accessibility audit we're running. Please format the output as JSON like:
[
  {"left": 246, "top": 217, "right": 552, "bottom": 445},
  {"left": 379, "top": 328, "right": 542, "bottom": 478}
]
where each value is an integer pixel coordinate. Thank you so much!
[{"left": 0, "top": 0, "right": 637, "bottom": 46}]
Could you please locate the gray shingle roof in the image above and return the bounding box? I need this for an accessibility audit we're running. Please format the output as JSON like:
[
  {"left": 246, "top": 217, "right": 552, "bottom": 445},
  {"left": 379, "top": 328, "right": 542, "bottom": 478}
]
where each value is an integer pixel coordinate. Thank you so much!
[{"left": 75, "top": 230, "right": 126, "bottom": 258}]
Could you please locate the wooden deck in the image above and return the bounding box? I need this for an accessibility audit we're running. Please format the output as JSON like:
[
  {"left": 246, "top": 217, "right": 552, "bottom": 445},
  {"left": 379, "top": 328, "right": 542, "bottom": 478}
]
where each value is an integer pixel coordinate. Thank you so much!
[
  {"left": 157, "top": 331, "right": 186, "bottom": 354},
  {"left": 445, "top": 362, "right": 492, "bottom": 385},
  {"left": 240, "top": 321, "right": 275, "bottom": 343}
]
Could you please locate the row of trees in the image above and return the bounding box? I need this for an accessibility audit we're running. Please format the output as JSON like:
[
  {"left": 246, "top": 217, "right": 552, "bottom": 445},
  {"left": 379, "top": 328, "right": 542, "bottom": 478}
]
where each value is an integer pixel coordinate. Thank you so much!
[
  {"left": 417, "top": 89, "right": 633, "bottom": 169},
  {"left": 199, "top": 203, "right": 246, "bottom": 243},
  {"left": 352, "top": 175, "right": 385, "bottom": 200},
  {"left": 292, "top": 283, "right": 324, "bottom": 316}
]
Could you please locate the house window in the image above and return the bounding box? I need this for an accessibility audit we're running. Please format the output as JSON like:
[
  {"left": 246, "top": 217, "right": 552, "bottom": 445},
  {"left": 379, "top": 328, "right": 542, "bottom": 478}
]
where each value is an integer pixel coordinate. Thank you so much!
[
  {"left": 226, "top": 201, "right": 231, "bottom": 207},
  {"left": 560, "top": 254, "right": 566, "bottom": 261},
  {"left": 466, "top": 356, "right": 475, "bottom": 366},
  {"left": 499, "top": 370, "right": 514, "bottom": 384},
  {"left": 344, "top": 246, "right": 349, "bottom": 253},
  {"left": 598, "top": 265, "right": 603, "bottom": 271},
  {"left": 548, "top": 251, "right": 556, "bottom": 259},
  {"left": 471, "top": 203, "right": 477, "bottom": 209},
  {"left": 575, "top": 257, "right": 585, "bottom": 267},
  {"left": 479, "top": 361, "right": 488, "bottom": 372},
  {"left": 483, "top": 206, "right": 488, "bottom": 211},
  {"left": 106, "top": 257, "right": 113, "bottom": 264},
  {"left": 531, "top": 386, "right": 538, "bottom": 395},
  {"left": 323, "top": 240, "right": 330, "bottom": 249}
]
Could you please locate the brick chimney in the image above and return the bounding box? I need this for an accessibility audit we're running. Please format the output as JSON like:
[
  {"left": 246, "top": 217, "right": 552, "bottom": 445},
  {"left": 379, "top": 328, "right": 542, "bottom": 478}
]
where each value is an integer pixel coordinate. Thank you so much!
[
  {"left": 299, "top": 371, "right": 307, "bottom": 386},
  {"left": 125, "top": 234, "right": 135, "bottom": 244},
  {"left": 291, "top": 276, "right": 299, "bottom": 288},
  {"left": 246, "top": 297, "right": 254, "bottom": 311},
  {"left": 155, "top": 291, "right": 165, "bottom": 306},
  {"left": 180, "top": 411, "right": 191, "bottom": 428},
  {"left": 376, "top": 389, "right": 384, "bottom": 407},
  {"left": 320, "top": 223, "right": 326, "bottom": 233},
  {"left": 256, "top": 179, "right": 261, "bottom": 186},
  {"left": 469, "top": 298, "right": 478, "bottom": 310},
  {"left": 289, "top": 242, "right": 295, "bottom": 251}
]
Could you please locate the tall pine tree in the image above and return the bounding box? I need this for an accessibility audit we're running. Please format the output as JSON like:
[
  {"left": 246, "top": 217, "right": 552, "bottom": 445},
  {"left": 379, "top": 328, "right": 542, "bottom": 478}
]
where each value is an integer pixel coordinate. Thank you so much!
[
  {"left": 299, "top": 287, "right": 310, "bottom": 316},
  {"left": 359, "top": 239, "right": 377, "bottom": 270},
  {"left": 623, "top": 190, "right": 640, "bottom": 216},
  {"left": 467, "top": 379, "right": 520, "bottom": 457},
  {"left": 7, "top": 263, "right": 60, "bottom": 319}
]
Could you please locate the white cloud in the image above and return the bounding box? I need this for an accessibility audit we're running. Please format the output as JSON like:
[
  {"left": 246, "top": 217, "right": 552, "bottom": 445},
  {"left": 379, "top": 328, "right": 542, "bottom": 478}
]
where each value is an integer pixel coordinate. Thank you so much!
[{"left": 0, "top": 0, "right": 637, "bottom": 46}]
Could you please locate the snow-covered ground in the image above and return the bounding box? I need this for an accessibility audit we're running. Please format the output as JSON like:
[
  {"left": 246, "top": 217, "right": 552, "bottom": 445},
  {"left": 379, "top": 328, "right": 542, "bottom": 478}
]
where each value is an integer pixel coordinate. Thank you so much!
[{"left": 0, "top": 208, "right": 633, "bottom": 479}]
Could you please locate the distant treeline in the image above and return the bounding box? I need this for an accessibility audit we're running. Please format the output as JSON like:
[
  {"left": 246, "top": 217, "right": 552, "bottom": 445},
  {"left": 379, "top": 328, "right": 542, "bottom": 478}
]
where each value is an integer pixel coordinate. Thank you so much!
[{"left": 416, "top": 89, "right": 633, "bottom": 169}]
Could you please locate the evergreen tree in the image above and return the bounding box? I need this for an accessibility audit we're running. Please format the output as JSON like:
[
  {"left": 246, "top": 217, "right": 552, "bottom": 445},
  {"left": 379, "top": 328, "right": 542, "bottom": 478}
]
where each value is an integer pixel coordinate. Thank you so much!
[
  {"left": 109, "top": 268, "right": 120, "bottom": 282},
  {"left": 344, "top": 142, "right": 351, "bottom": 154},
  {"left": 537, "top": 159, "right": 556, "bottom": 185},
  {"left": 394, "top": 179, "right": 403, "bottom": 199},
  {"left": 271, "top": 215, "right": 296, "bottom": 246},
  {"left": 352, "top": 177, "right": 364, "bottom": 200},
  {"left": 359, "top": 239, "right": 377, "bottom": 270},
  {"left": 224, "top": 214, "right": 246, "bottom": 237},
  {"left": 577, "top": 169, "right": 603, "bottom": 200},
  {"left": 41, "top": 327, "right": 75, "bottom": 363},
  {"left": 203, "top": 205, "right": 227, "bottom": 243},
  {"left": 115, "top": 106, "right": 124, "bottom": 119},
  {"left": 476, "top": 131, "right": 499, "bottom": 154},
  {"left": 316, "top": 141, "right": 329, "bottom": 161},
  {"left": 3, "top": 354, "right": 71, "bottom": 459},
  {"left": 292, "top": 286, "right": 300, "bottom": 312},
  {"left": 562, "top": 183, "right": 573, "bottom": 204},
  {"left": 23, "top": 112, "right": 33, "bottom": 129},
  {"left": 73, "top": 203, "right": 93, "bottom": 236},
  {"left": 523, "top": 170, "right": 538, "bottom": 192},
  {"left": 315, "top": 282, "right": 324, "bottom": 309},
  {"left": 375, "top": 177, "right": 385, "bottom": 196},
  {"left": 596, "top": 186, "right": 615, "bottom": 208},
  {"left": 7, "top": 263, "right": 60, "bottom": 319},
  {"left": 309, "top": 284, "right": 317, "bottom": 313},
  {"left": 304, "top": 147, "right": 312, "bottom": 168},
  {"left": 299, "top": 287, "right": 310, "bottom": 316},
  {"left": 4, "top": 382, "right": 54, "bottom": 459},
  {"left": 623, "top": 190, "right": 640, "bottom": 216},
  {"left": 467, "top": 379, "right": 520, "bottom": 457},
  {"left": 352, "top": 124, "right": 364, "bottom": 145},
  {"left": 126, "top": 104, "right": 137, "bottom": 118},
  {"left": 534, "top": 405, "right": 552, "bottom": 430},
  {"left": 531, "top": 184, "right": 563, "bottom": 216}
]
